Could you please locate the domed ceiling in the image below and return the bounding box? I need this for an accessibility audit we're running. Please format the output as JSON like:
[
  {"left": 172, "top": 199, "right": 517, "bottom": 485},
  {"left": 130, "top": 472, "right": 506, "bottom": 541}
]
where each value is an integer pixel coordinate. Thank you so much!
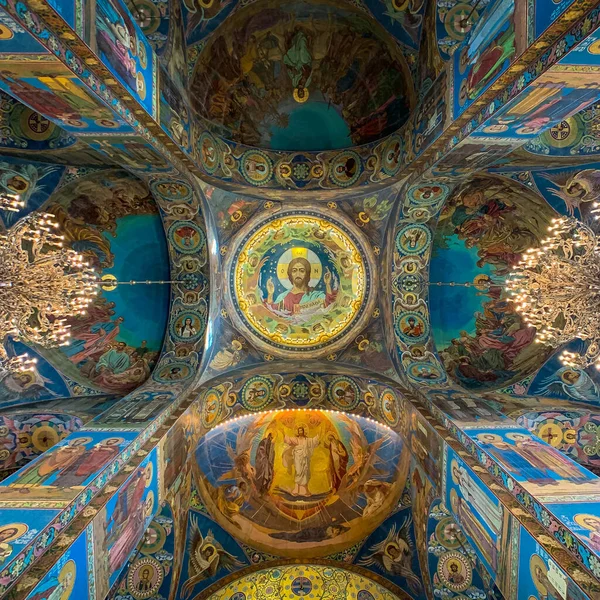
[
  {"left": 0, "top": 160, "right": 170, "bottom": 403},
  {"left": 224, "top": 208, "right": 377, "bottom": 359},
  {"left": 428, "top": 173, "right": 556, "bottom": 390},
  {"left": 203, "top": 563, "right": 407, "bottom": 599},
  {"left": 190, "top": 0, "right": 415, "bottom": 150},
  {"left": 193, "top": 410, "right": 409, "bottom": 558}
]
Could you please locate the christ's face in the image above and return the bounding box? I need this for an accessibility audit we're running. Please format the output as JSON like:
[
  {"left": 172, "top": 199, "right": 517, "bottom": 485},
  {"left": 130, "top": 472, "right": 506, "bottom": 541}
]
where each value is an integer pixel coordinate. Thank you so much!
[
  {"left": 291, "top": 263, "right": 307, "bottom": 287},
  {"left": 297, "top": 427, "right": 305, "bottom": 437}
]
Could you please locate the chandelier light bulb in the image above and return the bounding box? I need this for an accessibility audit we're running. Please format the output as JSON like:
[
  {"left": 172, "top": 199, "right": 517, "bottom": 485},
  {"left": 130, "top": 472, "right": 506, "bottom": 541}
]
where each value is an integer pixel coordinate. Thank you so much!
[
  {"left": 0, "top": 212, "right": 97, "bottom": 373},
  {"left": 506, "top": 216, "right": 600, "bottom": 369}
]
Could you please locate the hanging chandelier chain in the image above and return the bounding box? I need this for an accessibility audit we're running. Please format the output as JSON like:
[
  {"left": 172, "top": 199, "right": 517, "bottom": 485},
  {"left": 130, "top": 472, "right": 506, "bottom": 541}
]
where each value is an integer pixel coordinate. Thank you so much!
[
  {"left": 0, "top": 211, "right": 187, "bottom": 374},
  {"left": 431, "top": 216, "right": 600, "bottom": 369}
]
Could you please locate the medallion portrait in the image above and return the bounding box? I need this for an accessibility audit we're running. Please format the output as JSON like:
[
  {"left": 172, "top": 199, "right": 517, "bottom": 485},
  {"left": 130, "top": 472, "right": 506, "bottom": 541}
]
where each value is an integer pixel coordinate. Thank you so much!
[{"left": 228, "top": 211, "right": 375, "bottom": 357}]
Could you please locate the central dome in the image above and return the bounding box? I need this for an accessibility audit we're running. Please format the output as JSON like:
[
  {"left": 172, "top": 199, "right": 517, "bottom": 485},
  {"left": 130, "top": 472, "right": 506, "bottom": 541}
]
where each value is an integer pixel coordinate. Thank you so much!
[
  {"left": 190, "top": 0, "right": 414, "bottom": 150},
  {"left": 224, "top": 209, "right": 376, "bottom": 358}
]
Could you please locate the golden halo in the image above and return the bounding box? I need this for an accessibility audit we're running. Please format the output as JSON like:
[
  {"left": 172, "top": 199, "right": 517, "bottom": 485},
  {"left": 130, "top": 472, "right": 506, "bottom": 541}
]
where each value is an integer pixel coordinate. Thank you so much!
[
  {"left": 384, "top": 541, "right": 400, "bottom": 557},
  {"left": 58, "top": 559, "right": 76, "bottom": 600},
  {"left": 102, "top": 437, "right": 124, "bottom": 446},
  {"left": 473, "top": 274, "right": 491, "bottom": 290},
  {"left": 449, "top": 488, "right": 459, "bottom": 510},
  {"left": 561, "top": 369, "right": 581, "bottom": 383},
  {"left": 529, "top": 554, "right": 548, "bottom": 596},
  {"left": 574, "top": 513, "right": 600, "bottom": 531},
  {"left": 0, "top": 24, "right": 14, "bottom": 40},
  {"left": 588, "top": 39, "right": 600, "bottom": 54},
  {"left": 505, "top": 432, "right": 530, "bottom": 442},
  {"left": 145, "top": 491, "right": 155, "bottom": 517},
  {"left": 476, "top": 433, "right": 502, "bottom": 443},
  {"left": 276, "top": 246, "right": 322, "bottom": 290},
  {"left": 0, "top": 523, "right": 28, "bottom": 543},
  {"left": 295, "top": 422, "right": 309, "bottom": 435},
  {"left": 144, "top": 462, "right": 154, "bottom": 486},
  {"left": 293, "top": 87, "right": 309, "bottom": 103},
  {"left": 70, "top": 436, "right": 93, "bottom": 446},
  {"left": 136, "top": 72, "right": 147, "bottom": 100}
]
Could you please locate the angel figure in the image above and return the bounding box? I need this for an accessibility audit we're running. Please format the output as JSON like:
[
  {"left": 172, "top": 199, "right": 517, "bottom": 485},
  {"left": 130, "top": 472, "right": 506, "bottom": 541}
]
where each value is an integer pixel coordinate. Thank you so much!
[
  {"left": 342, "top": 418, "right": 385, "bottom": 491},
  {"left": 542, "top": 168, "right": 600, "bottom": 216},
  {"left": 218, "top": 417, "right": 265, "bottom": 492},
  {"left": 209, "top": 339, "right": 244, "bottom": 371},
  {"left": 358, "top": 516, "right": 422, "bottom": 594},
  {"left": 180, "top": 515, "right": 245, "bottom": 599},
  {"left": 537, "top": 366, "right": 600, "bottom": 403}
]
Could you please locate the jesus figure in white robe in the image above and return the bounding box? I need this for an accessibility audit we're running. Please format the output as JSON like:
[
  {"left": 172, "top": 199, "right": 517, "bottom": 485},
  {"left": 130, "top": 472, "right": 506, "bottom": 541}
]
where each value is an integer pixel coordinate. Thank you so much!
[{"left": 283, "top": 426, "right": 319, "bottom": 496}]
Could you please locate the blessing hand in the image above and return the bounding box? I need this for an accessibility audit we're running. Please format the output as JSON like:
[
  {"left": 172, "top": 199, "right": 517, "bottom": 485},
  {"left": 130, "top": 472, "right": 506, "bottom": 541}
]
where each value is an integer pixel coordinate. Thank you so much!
[{"left": 266, "top": 277, "right": 275, "bottom": 295}]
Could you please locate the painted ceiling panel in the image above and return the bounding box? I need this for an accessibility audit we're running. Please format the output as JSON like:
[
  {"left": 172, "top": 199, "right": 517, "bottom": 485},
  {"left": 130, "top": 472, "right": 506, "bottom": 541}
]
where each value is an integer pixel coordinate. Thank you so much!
[{"left": 189, "top": 0, "right": 415, "bottom": 150}]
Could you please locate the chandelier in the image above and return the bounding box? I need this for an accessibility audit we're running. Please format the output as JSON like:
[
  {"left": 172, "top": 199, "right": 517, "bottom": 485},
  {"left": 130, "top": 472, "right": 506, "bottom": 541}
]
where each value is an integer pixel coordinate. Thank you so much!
[
  {"left": 0, "top": 212, "right": 96, "bottom": 372},
  {"left": 506, "top": 215, "right": 600, "bottom": 369},
  {"left": 0, "top": 192, "right": 25, "bottom": 213}
]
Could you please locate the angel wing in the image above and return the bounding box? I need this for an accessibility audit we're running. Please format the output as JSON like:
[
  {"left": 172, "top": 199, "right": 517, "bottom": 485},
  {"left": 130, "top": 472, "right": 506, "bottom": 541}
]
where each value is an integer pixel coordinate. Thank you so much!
[
  {"left": 357, "top": 523, "right": 400, "bottom": 571},
  {"left": 396, "top": 514, "right": 416, "bottom": 554},
  {"left": 538, "top": 170, "right": 600, "bottom": 215},
  {"left": 536, "top": 373, "right": 567, "bottom": 398},
  {"left": 358, "top": 517, "right": 422, "bottom": 592},
  {"left": 180, "top": 516, "right": 206, "bottom": 599},
  {"left": 213, "top": 538, "right": 246, "bottom": 572}
]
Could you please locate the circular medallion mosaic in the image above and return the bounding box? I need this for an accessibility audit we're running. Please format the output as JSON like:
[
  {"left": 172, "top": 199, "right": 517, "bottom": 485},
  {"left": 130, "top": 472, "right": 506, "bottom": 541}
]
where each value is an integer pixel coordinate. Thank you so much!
[
  {"left": 202, "top": 388, "right": 223, "bottom": 428},
  {"left": 327, "top": 376, "right": 360, "bottom": 410},
  {"left": 226, "top": 210, "right": 375, "bottom": 358},
  {"left": 437, "top": 551, "right": 472, "bottom": 592},
  {"left": 128, "top": 557, "right": 164, "bottom": 599},
  {"left": 379, "top": 388, "right": 400, "bottom": 427}
]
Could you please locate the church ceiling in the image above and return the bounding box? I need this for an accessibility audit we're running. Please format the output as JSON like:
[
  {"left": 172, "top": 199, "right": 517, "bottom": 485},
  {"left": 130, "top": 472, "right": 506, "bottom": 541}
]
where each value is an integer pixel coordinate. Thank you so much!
[
  {"left": 428, "top": 172, "right": 557, "bottom": 390},
  {"left": 0, "top": 159, "right": 170, "bottom": 404},
  {"left": 193, "top": 410, "right": 409, "bottom": 558},
  {"left": 189, "top": 0, "right": 415, "bottom": 151},
  {"left": 201, "top": 183, "right": 401, "bottom": 381},
  {"left": 4, "top": 0, "right": 600, "bottom": 598}
]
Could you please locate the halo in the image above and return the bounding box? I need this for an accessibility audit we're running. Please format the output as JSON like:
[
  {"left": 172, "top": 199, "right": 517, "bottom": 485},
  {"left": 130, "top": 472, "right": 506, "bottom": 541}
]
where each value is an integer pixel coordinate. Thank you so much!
[
  {"left": 102, "top": 437, "right": 124, "bottom": 446},
  {"left": 561, "top": 369, "right": 581, "bottom": 383},
  {"left": 473, "top": 274, "right": 491, "bottom": 291},
  {"left": 588, "top": 39, "right": 600, "bottom": 54},
  {"left": 529, "top": 554, "right": 548, "bottom": 596},
  {"left": 293, "top": 87, "right": 309, "bottom": 103},
  {"left": 384, "top": 542, "right": 400, "bottom": 556},
  {"left": 0, "top": 523, "right": 28, "bottom": 542},
  {"left": 58, "top": 559, "right": 76, "bottom": 600},
  {"left": 276, "top": 247, "right": 322, "bottom": 290},
  {"left": 574, "top": 513, "right": 600, "bottom": 531},
  {"left": 144, "top": 462, "right": 154, "bottom": 486},
  {"left": 145, "top": 491, "right": 155, "bottom": 517},
  {"left": 69, "top": 436, "right": 93, "bottom": 446},
  {"left": 475, "top": 433, "right": 503, "bottom": 443},
  {"left": 295, "top": 422, "right": 309, "bottom": 435},
  {"left": 449, "top": 488, "right": 459, "bottom": 509},
  {"left": 505, "top": 432, "right": 530, "bottom": 442}
]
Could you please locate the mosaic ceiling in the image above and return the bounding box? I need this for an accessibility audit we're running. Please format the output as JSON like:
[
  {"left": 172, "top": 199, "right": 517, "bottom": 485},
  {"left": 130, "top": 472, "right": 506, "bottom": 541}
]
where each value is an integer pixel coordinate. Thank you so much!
[
  {"left": 2, "top": 0, "right": 600, "bottom": 599},
  {"left": 189, "top": 0, "right": 415, "bottom": 150},
  {"left": 225, "top": 209, "right": 376, "bottom": 358}
]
